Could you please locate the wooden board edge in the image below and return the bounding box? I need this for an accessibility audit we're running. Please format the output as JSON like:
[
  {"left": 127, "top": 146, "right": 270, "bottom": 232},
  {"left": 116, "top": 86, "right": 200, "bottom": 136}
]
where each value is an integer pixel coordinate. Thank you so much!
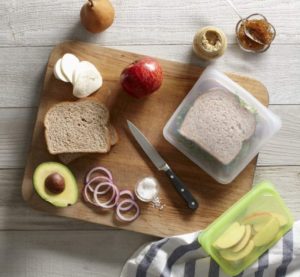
[{"left": 227, "top": 72, "right": 270, "bottom": 107}]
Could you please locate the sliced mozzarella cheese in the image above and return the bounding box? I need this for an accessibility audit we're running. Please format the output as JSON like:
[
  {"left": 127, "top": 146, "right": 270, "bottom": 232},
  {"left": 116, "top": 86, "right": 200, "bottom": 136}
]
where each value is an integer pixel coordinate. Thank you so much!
[
  {"left": 72, "top": 61, "right": 95, "bottom": 84},
  {"left": 72, "top": 62, "right": 81, "bottom": 84},
  {"left": 61, "top": 53, "right": 80, "bottom": 83},
  {"left": 73, "top": 61, "right": 103, "bottom": 98},
  {"left": 54, "top": 58, "right": 69, "bottom": 82}
]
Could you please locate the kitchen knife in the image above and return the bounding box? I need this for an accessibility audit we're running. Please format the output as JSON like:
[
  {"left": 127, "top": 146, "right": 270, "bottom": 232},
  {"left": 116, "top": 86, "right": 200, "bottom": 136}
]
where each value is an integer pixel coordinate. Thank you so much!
[{"left": 127, "top": 120, "right": 199, "bottom": 210}]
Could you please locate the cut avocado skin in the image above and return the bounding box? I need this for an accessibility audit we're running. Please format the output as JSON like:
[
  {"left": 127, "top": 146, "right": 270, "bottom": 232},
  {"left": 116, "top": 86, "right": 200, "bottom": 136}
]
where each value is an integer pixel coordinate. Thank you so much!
[{"left": 33, "top": 162, "right": 78, "bottom": 207}]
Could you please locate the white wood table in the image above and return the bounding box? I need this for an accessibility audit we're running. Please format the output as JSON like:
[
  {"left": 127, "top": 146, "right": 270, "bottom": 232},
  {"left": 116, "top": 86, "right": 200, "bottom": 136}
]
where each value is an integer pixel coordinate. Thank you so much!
[{"left": 0, "top": 1, "right": 299, "bottom": 276}]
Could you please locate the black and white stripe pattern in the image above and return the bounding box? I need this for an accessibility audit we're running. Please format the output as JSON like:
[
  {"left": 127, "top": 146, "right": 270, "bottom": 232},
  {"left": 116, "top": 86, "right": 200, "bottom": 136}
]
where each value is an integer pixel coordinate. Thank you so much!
[
  {"left": 121, "top": 221, "right": 299, "bottom": 277},
  {"left": 275, "top": 230, "right": 293, "bottom": 277},
  {"left": 184, "top": 260, "right": 196, "bottom": 277},
  {"left": 160, "top": 240, "right": 201, "bottom": 277},
  {"left": 136, "top": 238, "right": 169, "bottom": 276},
  {"left": 254, "top": 250, "right": 269, "bottom": 277},
  {"left": 208, "top": 258, "right": 219, "bottom": 277}
]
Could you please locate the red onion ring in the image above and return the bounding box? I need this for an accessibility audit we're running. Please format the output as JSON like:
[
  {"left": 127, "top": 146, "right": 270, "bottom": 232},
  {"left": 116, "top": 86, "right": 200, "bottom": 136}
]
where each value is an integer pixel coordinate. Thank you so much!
[
  {"left": 83, "top": 181, "right": 116, "bottom": 205},
  {"left": 85, "top": 166, "right": 113, "bottom": 184},
  {"left": 83, "top": 177, "right": 112, "bottom": 203},
  {"left": 82, "top": 166, "right": 139, "bottom": 223},
  {"left": 94, "top": 182, "right": 117, "bottom": 202},
  {"left": 116, "top": 199, "right": 140, "bottom": 222},
  {"left": 93, "top": 183, "right": 120, "bottom": 209},
  {"left": 86, "top": 176, "right": 112, "bottom": 194},
  {"left": 118, "top": 190, "right": 135, "bottom": 211},
  {"left": 83, "top": 184, "right": 94, "bottom": 204},
  {"left": 119, "top": 190, "right": 134, "bottom": 200}
]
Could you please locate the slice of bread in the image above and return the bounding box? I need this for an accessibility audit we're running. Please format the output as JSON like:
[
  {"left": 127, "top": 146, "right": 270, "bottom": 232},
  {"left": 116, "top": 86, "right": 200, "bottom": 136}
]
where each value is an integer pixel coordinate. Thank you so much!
[
  {"left": 58, "top": 153, "right": 84, "bottom": 164},
  {"left": 108, "top": 124, "right": 119, "bottom": 145},
  {"left": 179, "top": 88, "right": 256, "bottom": 165},
  {"left": 44, "top": 100, "right": 110, "bottom": 154},
  {"left": 58, "top": 124, "right": 119, "bottom": 164}
]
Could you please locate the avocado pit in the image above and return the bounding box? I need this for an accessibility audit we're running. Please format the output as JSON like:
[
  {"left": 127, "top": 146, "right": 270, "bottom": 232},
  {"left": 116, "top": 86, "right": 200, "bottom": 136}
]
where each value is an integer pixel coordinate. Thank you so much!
[{"left": 45, "top": 173, "right": 65, "bottom": 194}]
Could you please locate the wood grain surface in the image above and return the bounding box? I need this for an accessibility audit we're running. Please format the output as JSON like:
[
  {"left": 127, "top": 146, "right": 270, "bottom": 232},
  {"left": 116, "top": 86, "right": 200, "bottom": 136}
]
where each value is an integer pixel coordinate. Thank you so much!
[
  {"left": 1, "top": 0, "right": 299, "bottom": 46},
  {"left": 22, "top": 41, "right": 268, "bottom": 237}
]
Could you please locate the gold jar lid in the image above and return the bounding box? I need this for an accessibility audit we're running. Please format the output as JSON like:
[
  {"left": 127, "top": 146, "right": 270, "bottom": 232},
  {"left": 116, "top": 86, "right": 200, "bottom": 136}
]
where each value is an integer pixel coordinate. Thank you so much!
[{"left": 193, "top": 26, "right": 227, "bottom": 60}]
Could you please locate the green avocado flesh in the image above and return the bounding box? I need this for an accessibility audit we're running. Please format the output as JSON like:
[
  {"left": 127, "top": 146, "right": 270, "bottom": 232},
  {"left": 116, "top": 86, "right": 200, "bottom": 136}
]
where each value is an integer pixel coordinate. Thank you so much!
[{"left": 33, "top": 162, "right": 78, "bottom": 207}]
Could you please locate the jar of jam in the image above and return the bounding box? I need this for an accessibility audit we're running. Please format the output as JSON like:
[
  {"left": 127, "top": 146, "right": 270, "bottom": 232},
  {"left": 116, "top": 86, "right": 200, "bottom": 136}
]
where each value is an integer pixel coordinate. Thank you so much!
[{"left": 236, "top": 14, "right": 276, "bottom": 53}]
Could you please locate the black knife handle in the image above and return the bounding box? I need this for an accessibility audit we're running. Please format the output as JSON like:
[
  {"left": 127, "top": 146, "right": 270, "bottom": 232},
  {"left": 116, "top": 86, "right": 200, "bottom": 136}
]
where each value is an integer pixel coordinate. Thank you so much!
[{"left": 164, "top": 168, "right": 199, "bottom": 210}]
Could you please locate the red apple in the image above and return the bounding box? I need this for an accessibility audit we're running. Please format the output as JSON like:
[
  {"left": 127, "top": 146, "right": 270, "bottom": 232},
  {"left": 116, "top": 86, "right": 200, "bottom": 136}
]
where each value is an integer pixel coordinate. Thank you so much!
[{"left": 120, "top": 57, "right": 163, "bottom": 99}]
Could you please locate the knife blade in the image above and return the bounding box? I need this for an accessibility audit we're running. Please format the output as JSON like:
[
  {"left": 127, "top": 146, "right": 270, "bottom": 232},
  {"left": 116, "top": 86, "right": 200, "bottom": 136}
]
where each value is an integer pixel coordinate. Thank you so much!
[{"left": 127, "top": 120, "right": 198, "bottom": 210}]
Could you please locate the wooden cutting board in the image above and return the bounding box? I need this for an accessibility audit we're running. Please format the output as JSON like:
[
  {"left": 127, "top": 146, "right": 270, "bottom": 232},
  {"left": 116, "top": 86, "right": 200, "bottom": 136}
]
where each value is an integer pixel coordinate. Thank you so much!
[{"left": 22, "top": 41, "right": 269, "bottom": 237}]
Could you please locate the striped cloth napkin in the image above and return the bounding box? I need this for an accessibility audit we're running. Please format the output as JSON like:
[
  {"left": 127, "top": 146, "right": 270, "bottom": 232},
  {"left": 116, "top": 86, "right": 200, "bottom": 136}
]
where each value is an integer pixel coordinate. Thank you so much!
[{"left": 121, "top": 221, "right": 299, "bottom": 277}]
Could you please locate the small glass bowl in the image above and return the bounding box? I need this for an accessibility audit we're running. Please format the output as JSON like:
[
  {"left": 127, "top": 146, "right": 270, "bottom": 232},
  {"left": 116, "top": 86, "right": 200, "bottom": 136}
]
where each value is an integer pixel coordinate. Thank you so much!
[
  {"left": 235, "top": 13, "right": 276, "bottom": 53},
  {"left": 135, "top": 177, "right": 160, "bottom": 203}
]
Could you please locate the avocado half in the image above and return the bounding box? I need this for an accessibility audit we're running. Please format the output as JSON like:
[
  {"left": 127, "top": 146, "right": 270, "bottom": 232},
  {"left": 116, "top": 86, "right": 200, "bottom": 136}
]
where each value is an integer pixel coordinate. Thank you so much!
[{"left": 33, "top": 162, "right": 78, "bottom": 207}]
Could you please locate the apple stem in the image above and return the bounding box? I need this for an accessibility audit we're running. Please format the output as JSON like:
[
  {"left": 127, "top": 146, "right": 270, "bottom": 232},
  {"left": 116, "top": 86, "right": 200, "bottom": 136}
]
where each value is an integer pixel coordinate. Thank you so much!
[{"left": 88, "top": 0, "right": 94, "bottom": 7}]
